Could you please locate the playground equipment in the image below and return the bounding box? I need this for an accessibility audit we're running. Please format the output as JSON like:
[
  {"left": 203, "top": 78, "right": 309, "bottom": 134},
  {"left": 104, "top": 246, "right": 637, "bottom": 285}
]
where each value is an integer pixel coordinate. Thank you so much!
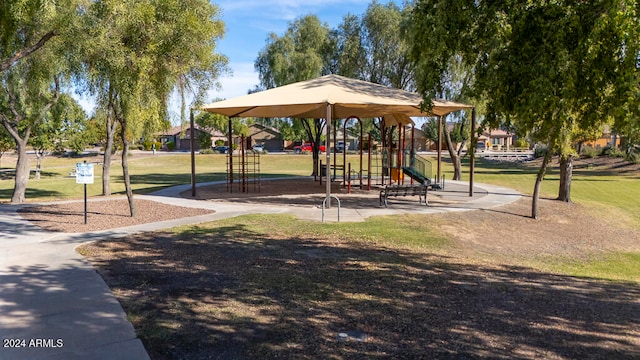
[
  {"left": 321, "top": 115, "right": 441, "bottom": 193},
  {"left": 226, "top": 135, "right": 261, "bottom": 193}
]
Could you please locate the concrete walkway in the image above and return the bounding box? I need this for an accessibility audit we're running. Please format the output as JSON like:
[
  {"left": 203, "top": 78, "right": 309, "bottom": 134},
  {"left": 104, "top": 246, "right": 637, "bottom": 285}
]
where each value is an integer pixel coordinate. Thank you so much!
[{"left": 0, "top": 180, "right": 520, "bottom": 360}]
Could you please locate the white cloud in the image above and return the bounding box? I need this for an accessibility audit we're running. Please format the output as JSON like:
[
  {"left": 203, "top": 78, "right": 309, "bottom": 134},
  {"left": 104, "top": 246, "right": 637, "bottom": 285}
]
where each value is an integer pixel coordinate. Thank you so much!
[{"left": 207, "top": 62, "right": 259, "bottom": 101}]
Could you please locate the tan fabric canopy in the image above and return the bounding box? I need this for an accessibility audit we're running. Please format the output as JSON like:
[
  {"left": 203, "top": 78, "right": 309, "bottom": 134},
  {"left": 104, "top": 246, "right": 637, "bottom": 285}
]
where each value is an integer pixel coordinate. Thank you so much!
[
  {"left": 200, "top": 74, "right": 472, "bottom": 204},
  {"left": 202, "top": 74, "right": 471, "bottom": 119}
]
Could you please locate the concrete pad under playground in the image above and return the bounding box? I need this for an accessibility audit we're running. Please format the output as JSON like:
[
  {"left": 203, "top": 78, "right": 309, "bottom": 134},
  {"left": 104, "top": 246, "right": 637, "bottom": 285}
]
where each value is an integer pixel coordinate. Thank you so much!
[{"left": 0, "top": 180, "right": 520, "bottom": 359}]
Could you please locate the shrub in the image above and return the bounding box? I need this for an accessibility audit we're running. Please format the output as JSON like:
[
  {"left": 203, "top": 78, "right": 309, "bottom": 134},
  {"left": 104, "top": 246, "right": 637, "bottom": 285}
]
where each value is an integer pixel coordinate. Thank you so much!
[
  {"left": 534, "top": 144, "right": 548, "bottom": 158},
  {"left": 580, "top": 146, "right": 600, "bottom": 159},
  {"left": 626, "top": 148, "right": 640, "bottom": 164},
  {"left": 166, "top": 142, "right": 176, "bottom": 151},
  {"left": 603, "top": 145, "right": 625, "bottom": 158},
  {"left": 514, "top": 139, "right": 529, "bottom": 149},
  {"left": 199, "top": 148, "right": 214, "bottom": 154}
]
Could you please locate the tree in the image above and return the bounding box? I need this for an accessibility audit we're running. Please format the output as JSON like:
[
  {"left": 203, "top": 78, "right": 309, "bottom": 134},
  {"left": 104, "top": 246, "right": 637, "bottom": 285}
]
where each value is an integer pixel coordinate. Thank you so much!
[
  {"left": 0, "top": 0, "right": 84, "bottom": 203},
  {"left": 0, "top": 54, "right": 61, "bottom": 203},
  {"left": 422, "top": 115, "right": 469, "bottom": 180},
  {"left": 333, "top": 2, "right": 416, "bottom": 143},
  {"left": 80, "top": 0, "right": 227, "bottom": 216},
  {"left": 361, "top": 1, "right": 415, "bottom": 90},
  {"left": 409, "top": 0, "right": 640, "bottom": 218},
  {"left": 255, "top": 15, "right": 332, "bottom": 175}
]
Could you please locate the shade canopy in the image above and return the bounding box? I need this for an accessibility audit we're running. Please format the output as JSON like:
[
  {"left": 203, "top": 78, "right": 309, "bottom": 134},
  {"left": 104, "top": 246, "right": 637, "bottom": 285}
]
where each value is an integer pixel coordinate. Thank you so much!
[{"left": 202, "top": 74, "right": 471, "bottom": 119}]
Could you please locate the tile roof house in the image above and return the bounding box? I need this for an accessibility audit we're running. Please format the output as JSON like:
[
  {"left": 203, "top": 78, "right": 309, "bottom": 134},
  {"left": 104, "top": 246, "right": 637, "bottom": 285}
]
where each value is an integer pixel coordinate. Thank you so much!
[{"left": 157, "top": 125, "right": 225, "bottom": 151}]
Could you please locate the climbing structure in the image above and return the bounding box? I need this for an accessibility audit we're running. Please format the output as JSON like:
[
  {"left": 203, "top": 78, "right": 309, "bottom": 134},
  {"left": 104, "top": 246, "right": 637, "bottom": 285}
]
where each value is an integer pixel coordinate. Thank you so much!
[{"left": 226, "top": 135, "right": 261, "bottom": 193}]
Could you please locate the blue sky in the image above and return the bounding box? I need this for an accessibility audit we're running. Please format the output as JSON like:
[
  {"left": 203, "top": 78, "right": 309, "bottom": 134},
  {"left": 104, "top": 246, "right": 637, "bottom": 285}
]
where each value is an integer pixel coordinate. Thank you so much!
[
  {"left": 208, "top": 0, "right": 392, "bottom": 101},
  {"left": 78, "top": 1, "right": 401, "bottom": 121}
]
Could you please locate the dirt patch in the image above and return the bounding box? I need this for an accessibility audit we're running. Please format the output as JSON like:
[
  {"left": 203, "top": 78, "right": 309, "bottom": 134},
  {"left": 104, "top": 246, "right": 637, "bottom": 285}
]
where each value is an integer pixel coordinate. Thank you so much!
[
  {"left": 180, "top": 177, "right": 387, "bottom": 208},
  {"left": 18, "top": 199, "right": 214, "bottom": 233},
  {"left": 433, "top": 197, "right": 640, "bottom": 262}
]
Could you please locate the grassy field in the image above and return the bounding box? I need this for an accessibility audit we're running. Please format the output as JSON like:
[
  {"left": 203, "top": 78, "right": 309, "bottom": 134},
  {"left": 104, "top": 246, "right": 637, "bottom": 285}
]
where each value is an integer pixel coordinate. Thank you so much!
[
  {"left": 2, "top": 150, "right": 638, "bottom": 224},
  {"left": 4, "top": 151, "right": 639, "bottom": 281}
]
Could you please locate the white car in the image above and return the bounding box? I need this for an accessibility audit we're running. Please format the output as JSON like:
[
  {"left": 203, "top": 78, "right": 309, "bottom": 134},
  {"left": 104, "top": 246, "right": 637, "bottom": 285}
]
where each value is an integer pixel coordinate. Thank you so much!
[{"left": 253, "top": 144, "right": 265, "bottom": 152}]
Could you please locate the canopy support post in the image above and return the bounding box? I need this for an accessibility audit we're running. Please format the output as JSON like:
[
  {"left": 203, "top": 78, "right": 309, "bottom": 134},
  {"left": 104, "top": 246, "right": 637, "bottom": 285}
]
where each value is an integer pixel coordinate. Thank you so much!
[
  {"left": 325, "top": 104, "right": 332, "bottom": 207},
  {"left": 469, "top": 107, "right": 476, "bottom": 197},
  {"left": 437, "top": 115, "right": 442, "bottom": 184}
]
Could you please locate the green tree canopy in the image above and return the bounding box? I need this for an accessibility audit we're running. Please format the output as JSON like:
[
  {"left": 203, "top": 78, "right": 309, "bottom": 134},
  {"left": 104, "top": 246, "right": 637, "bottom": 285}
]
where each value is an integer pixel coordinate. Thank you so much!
[
  {"left": 410, "top": 0, "right": 640, "bottom": 217},
  {"left": 79, "top": 0, "right": 227, "bottom": 215}
]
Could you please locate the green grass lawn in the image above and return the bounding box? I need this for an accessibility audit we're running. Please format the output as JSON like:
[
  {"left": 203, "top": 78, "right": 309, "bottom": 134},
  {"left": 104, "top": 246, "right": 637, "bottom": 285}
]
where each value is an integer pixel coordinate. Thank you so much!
[{"left": 4, "top": 151, "right": 640, "bottom": 282}]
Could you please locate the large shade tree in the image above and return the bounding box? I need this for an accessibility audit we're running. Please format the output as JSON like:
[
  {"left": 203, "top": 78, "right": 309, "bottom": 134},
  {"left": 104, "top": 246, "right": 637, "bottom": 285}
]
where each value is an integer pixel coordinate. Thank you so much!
[
  {"left": 80, "top": 0, "right": 227, "bottom": 216},
  {"left": 0, "top": 47, "right": 62, "bottom": 203},
  {"left": 410, "top": 0, "right": 640, "bottom": 218},
  {"left": 334, "top": 1, "right": 416, "bottom": 143},
  {"left": 255, "top": 15, "right": 333, "bottom": 175},
  {"left": 0, "top": 0, "right": 85, "bottom": 203}
]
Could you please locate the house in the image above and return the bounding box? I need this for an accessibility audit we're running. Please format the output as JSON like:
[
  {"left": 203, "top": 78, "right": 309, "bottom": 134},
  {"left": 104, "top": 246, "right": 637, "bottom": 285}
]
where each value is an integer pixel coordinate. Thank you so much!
[
  {"left": 333, "top": 129, "right": 359, "bottom": 151},
  {"left": 406, "top": 127, "right": 431, "bottom": 152},
  {"left": 157, "top": 125, "right": 225, "bottom": 151},
  {"left": 479, "top": 128, "right": 516, "bottom": 150},
  {"left": 247, "top": 123, "right": 285, "bottom": 152},
  {"left": 583, "top": 126, "right": 621, "bottom": 148}
]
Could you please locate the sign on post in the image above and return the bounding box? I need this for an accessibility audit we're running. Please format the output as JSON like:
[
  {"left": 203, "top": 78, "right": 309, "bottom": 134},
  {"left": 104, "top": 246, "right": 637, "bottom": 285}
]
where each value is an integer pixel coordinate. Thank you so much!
[
  {"left": 76, "top": 162, "right": 94, "bottom": 184},
  {"left": 76, "top": 161, "right": 94, "bottom": 224}
]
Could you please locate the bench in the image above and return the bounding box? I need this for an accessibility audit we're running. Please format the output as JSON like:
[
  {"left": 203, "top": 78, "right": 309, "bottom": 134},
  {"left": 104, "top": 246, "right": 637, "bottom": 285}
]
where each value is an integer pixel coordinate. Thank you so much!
[{"left": 379, "top": 184, "right": 428, "bottom": 208}]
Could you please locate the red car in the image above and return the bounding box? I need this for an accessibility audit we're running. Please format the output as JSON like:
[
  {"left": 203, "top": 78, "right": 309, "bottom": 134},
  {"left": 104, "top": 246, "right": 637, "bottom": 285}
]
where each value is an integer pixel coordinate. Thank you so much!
[{"left": 293, "top": 143, "right": 325, "bottom": 153}]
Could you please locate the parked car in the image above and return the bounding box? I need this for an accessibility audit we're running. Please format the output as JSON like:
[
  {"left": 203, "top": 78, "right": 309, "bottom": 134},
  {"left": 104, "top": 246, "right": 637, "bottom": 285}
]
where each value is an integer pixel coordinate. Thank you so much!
[
  {"left": 213, "top": 145, "right": 229, "bottom": 154},
  {"left": 252, "top": 144, "right": 264, "bottom": 152},
  {"left": 336, "top": 141, "right": 349, "bottom": 153},
  {"left": 293, "top": 143, "right": 325, "bottom": 154}
]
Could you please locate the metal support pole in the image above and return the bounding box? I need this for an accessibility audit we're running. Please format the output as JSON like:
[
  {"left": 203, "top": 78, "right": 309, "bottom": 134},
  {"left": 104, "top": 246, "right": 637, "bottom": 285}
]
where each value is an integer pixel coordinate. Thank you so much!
[
  {"left": 84, "top": 183, "right": 87, "bottom": 224},
  {"left": 347, "top": 163, "right": 351, "bottom": 193},
  {"left": 367, "top": 133, "right": 372, "bottom": 191},
  {"left": 190, "top": 109, "right": 196, "bottom": 197},
  {"left": 469, "top": 108, "right": 476, "bottom": 197},
  {"left": 325, "top": 105, "right": 332, "bottom": 207},
  {"left": 437, "top": 115, "right": 442, "bottom": 183},
  {"left": 228, "top": 118, "right": 233, "bottom": 193}
]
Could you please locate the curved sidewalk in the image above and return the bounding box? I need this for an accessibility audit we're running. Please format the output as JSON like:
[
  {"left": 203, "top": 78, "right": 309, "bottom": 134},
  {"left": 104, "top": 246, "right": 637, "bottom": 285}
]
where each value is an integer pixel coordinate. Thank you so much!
[{"left": 0, "top": 181, "right": 519, "bottom": 360}]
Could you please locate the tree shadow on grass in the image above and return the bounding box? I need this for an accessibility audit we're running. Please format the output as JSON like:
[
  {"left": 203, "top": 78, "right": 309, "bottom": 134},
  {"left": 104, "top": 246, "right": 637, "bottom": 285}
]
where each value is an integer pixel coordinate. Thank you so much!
[
  {"left": 0, "top": 188, "right": 64, "bottom": 202},
  {"left": 79, "top": 222, "right": 640, "bottom": 360}
]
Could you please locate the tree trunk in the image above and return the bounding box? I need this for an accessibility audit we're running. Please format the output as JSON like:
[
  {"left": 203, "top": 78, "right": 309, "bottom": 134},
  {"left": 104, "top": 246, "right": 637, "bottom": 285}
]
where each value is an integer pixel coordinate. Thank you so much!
[
  {"left": 102, "top": 107, "right": 118, "bottom": 196},
  {"left": 120, "top": 122, "right": 136, "bottom": 217},
  {"left": 443, "top": 124, "right": 462, "bottom": 180},
  {"left": 35, "top": 152, "right": 42, "bottom": 180},
  {"left": 532, "top": 147, "right": 553, "bottom": 219},
  {"left": 11, "top": 140, "right": 30, "bottom": 203},
  {"left": 558, "top": 154, "right": 573, "bottom": 202}
]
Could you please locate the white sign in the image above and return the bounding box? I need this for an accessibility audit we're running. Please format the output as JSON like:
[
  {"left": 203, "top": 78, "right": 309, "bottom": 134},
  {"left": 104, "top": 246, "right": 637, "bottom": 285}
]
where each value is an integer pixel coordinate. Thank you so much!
[{"left": 76, "top": 162, "right": 94, "bottom": 184}]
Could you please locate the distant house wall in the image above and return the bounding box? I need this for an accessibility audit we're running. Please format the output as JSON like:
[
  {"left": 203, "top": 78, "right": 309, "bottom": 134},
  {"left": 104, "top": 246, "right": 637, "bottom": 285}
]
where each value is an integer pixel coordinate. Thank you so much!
[
  {"left": 157, "top": 125, "right": 224, "bottom": 151},
  {"left": 584, "top": 135, "right": 621, "bottom": 148},
  {"left": 248, "top": 124, "right": 284, "bottom": 151}
]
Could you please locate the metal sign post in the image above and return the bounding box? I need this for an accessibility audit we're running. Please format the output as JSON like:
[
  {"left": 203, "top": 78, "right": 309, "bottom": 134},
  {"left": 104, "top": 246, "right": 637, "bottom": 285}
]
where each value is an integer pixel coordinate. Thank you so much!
[{"left": 76, "top": 161, "right": 94, "bottom": 224}]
